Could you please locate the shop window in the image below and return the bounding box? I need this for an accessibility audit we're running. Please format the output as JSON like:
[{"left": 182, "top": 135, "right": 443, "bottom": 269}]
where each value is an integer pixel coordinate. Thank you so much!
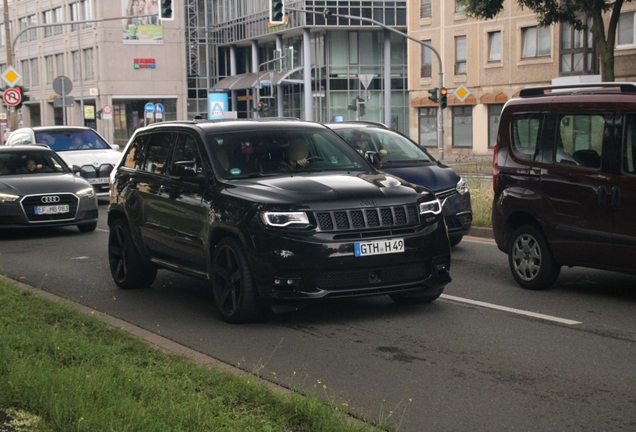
[
  {"left": 488, "top": 104, "right": 503, "bottom": 148},
  {"left": 452, "top": 106, "right": 472, "bottom": 148},
  {"left": 419, "top": 107, "right": 438, "bottom": 148}
]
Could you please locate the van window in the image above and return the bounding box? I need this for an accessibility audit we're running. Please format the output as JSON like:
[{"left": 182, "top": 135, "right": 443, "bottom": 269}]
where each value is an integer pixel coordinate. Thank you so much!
[
  {"left": 511, "top": 114, "right": 542, "bottom": 161},
  {"left": 624, "top": 115, "right": 636, "bottom": 175},
  {"left": 556, "top": 114, "right": 604, "bottom": 169}
]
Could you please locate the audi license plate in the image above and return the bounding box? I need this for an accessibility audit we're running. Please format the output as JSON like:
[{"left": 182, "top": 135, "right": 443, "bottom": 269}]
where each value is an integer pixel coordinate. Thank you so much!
[
  {"left": 88, "top": 178, "right": 109, "bottom": 184},
  {"left": 34, "top": 205, "right": 70, "bottom": 215},
  {"left": 354, "top": 239, "right": 404, "bottom": 257}
]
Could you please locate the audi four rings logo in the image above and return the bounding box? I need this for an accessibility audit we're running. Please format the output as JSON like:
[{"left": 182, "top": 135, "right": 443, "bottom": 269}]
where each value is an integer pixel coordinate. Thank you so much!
[{"left": 41, "top": 196, "right": 61, "bottom": 204}]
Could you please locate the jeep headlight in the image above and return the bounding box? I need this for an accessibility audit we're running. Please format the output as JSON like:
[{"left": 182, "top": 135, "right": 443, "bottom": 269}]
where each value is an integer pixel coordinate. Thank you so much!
[
  {"left": 419, "top": 199, "right": 442, "bottom": 215},
  {"left": 456, "top": 177, "right": 468, "bottom": 195},
  {"left": 0, "top": 193, "right": 20, "bottom": 203},
  {"left": 261, "top": 212, "right": 309, "bottom": 227},
  {"left": 76, "top": 187, "right": 95, "bottom": 198}
]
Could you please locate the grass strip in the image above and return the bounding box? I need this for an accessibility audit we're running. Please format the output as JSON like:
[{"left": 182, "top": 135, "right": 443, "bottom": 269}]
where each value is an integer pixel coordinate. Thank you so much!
[{"left": 0, "top": 281, "right": 373, "bottom": 432}]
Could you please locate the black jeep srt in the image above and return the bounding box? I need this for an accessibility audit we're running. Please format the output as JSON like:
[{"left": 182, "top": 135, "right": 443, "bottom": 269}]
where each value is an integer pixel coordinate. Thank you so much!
[{"left": 108, "top": 119, "right": 451, "bottom": 323}]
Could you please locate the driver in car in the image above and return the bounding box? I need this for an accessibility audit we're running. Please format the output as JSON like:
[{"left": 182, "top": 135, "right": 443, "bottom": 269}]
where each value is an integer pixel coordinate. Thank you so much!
[{"left": 278, "top": 138, "right": 311, "bottom": 170}]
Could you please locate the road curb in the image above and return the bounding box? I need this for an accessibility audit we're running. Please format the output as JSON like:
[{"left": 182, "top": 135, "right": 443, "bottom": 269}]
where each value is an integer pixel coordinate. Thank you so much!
[{"left": 469, "top": 226, "right": 494, "bottom": 239}]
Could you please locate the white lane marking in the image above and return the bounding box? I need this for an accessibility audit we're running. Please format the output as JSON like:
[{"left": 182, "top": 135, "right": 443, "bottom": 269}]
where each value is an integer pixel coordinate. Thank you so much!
[
  {"left": 440, "top": 294, "right": 582, "bottom": 325},
  {"left": 96, "top": 228, "right": 109, "bottom": 233},
  {"left": 462, "top": 235, "right": 496, "bottom": 245}
]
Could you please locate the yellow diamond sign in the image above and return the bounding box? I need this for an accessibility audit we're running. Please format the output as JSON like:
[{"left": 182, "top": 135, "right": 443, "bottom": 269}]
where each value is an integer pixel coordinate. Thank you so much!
[
  {"left": 453, "top": 84, "right": 471, "bottom": 103},
  {"left": 1, "top": 66, "right": 22, "bottom": 88}
]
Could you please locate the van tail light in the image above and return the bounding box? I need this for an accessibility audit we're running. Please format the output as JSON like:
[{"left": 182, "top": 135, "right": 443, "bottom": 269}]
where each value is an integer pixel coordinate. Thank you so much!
[{"left": 493, "top": 142, "right": 499, "bottom": 193}]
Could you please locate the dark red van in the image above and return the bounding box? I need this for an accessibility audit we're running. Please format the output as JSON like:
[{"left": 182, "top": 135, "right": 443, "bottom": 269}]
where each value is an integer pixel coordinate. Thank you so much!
[{"left": 492, "top": 82, "right": 636, "bottom": 289}]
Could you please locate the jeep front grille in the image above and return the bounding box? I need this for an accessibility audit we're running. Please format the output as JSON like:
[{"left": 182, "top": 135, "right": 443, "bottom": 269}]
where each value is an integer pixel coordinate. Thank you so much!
[{"left": 315, "top": 205, "right": 419, "bottom": 232}]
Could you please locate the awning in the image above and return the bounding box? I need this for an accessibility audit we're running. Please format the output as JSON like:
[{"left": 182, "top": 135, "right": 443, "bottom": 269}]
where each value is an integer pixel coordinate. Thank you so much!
[
  {"left": 212, "top": 67, "right": 303, "bottom": 91},
  {"left": 480, "top": 92, "right": 508, "bottom": 104}
]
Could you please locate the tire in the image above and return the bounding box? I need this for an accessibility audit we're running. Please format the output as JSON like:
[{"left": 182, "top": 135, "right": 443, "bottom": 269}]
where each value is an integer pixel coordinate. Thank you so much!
[
  {"left": 77, "top": 222, "right": 97, "bottom": 233},
  {"left": 108, "top": 219, "right": 157, "bottom": 289},
  {"left": 508, "top": 225, "right": 560, "bottom": 290},
  {"left": 390, "top": 287, "right": 444, "bottom": 305},
  {"left": 449, "top": 235, "right": 463, "bottom": 247},
  {"left": 212, "top": 237, "right": 263, "bottom": 324}
]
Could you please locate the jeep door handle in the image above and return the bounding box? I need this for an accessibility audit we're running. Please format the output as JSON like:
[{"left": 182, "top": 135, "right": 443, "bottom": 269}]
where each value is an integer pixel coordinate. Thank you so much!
[
  {"left": 611, "top": 186, "right": 621, "bottom": 211},
  {"left": 597, "top": 185, "right": 607, "bottom": 210}
]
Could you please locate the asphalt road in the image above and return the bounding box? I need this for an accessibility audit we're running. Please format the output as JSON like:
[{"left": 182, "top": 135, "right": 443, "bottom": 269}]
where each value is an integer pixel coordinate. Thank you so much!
[{"left": 1, "top": 202, "right": 635, "bottom": 431}]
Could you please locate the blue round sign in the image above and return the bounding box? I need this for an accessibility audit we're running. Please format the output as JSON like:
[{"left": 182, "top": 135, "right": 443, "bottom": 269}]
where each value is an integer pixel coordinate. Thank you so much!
[
  {"left": 144, "top": 102, "right": 155, "bottom": 113},
  {"left": 154, "top": 103, "right": 164, "bottom": 114}
]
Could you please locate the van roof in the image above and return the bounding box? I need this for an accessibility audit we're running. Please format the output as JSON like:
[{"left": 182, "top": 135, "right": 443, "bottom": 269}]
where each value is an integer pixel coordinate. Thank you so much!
[{"left": 519, "top": 82, "right": 636, "bottom": 98}]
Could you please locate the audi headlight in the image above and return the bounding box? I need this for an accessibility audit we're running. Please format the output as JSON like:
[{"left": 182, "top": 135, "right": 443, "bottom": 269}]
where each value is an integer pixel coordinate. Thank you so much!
[
  {"left": 419, "top": 199, "right": 442, "bottom": 215},
  {"left": 261, "top": 212, "right": 309, "bottom": 227},
  {"left": 76, "top": 187, "right": 96, "bottom": 198},
  {"left": 456, "top": 177, "right": 468, "bottom": 195},
  {"left": 0, "top": 193, "right": 20, "bottom": 203}
]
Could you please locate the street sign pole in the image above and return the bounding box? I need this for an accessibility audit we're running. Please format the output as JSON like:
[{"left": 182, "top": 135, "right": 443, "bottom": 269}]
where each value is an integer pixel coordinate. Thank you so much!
[{"left": 3, "top": 0, "right": 17, "bottom": 131}]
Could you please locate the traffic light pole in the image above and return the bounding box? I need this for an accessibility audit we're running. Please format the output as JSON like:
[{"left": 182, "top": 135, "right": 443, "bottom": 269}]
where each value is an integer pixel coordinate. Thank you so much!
[{"left": 286, "top": 7, "right": 446, "bottom": 160}]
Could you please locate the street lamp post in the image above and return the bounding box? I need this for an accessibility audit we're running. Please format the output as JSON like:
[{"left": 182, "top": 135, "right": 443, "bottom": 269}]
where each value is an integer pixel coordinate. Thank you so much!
[{"left": 285, "top": 7, "right": 446, "bottom": 160}]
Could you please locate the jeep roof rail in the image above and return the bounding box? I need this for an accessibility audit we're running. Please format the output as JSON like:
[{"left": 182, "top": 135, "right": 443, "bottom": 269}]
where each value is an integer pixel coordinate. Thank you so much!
[{"left": 519, "top": 82, "right": 636, "bottom": 97}]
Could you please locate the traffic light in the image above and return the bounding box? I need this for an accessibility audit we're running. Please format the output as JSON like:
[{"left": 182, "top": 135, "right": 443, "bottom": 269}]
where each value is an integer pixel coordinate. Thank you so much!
[
  {"left": 159, "top": 0, "right": 174, "bottom": 21},
  {"left": 15, "top": 86, "right": 29, "bottom": 110},
  {"left": 428, "top": 88, "right": 438, "bottom": 103},
  {"left": 440, "top": 87, "right": 448, "bottom": 109},
  {"left": 357, "top": 97, "right": 366, "bottom": 117},
  {"left": 254, "top": 102, "right": 264, "bottom": 113},
  {"left": 96, "top": 109, "right": 103, "bottom": 120},
  {"left": 269, "top": 0, "right": 285, "bottom": 24}
]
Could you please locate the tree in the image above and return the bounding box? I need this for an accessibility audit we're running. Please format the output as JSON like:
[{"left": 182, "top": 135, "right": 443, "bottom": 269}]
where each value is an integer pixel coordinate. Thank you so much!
[{"left": 460, "top": 0, "right": 632, "bottom": 81}]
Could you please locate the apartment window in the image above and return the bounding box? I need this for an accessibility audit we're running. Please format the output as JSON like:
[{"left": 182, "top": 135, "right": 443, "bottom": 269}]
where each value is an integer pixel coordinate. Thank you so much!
[
  {"left": 83, "top": 48, "right": 94, "bottom": 80},
  {"left": 455, "top": 36, "right": 466, "bottom": 74},
  {"left": 617, "top": 11, "right": 636, "bottom": 47},
  {"left": 19, "top": 17, "right": 28, "bottom": 42},
  {"left": 488, "top": 31, "right": 501, "bottom": 62},
  {"left": 83, "top": 0, "right": 94, "bottom": 27},
  {"left": 453, "top": 106, "right": 473, "bottom": 148},
  {"left": 20, "top": 60, "right": 29, "bottom": 86},
  {"left": 55, "top": 54, "right": 65, "bottom": 76},
  {"left": 54, "top": 8, "right": 64, "bottom": 35},
  {"left": 421, "top": 0, "right": 431, "bottom": 19},
  {"left": 28, "top": 15, "right": 37, "bottom": 40},
  {"left": 45, "top": 55, "right": 54, "bottom": 84},
  {"left": 421, "top": 40, "right": 432, "bottom": 78},
  {"left": 561, "top": 17, "right": 595, "bottom": 75},
  {"left": 419, "top": 107, "right": 438, "bottom": 147},
  {"left": 30, "top": 58, "right": 39, "bottom": 86},
  {"left": 70, "top": 3, "right": 80, "bottom": 31},
  {"left": 43, "top": 10, "right": 53, "bottom": 37},
  {"left": 455, "top": 0, "right": 466, "bottom": 13},
  {"left": 522, "top": 26, "right": 551, "bottom": 58},
  {"left": 0, "top": 24, "right": 5, "bottom": 46},
  {"left": 488, "top": 104, "right": 503, "bottom": 148},
  {"left": 72, "top": 51, "right": 80, "bottom": 81}
]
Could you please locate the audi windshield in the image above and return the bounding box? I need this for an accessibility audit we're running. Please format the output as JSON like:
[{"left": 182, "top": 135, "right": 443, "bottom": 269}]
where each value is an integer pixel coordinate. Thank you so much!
[{"left": 0, "top": 150, "right": 69, "bottom": 176}]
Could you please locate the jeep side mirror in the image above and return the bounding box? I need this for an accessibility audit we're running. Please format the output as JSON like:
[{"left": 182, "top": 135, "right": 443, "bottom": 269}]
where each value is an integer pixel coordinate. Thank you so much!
[{"left": 365, "top": 151, "right": 382, "bottom": 169}]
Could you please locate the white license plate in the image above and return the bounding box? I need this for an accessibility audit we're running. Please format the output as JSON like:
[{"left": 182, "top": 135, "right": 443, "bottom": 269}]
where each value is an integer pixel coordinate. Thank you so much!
[
  {"left": 354, "top": 239, "right": 404, "bottom": 257},
  {"left": 34, "top": 205, "right": 70, "bottom": 215},
  {"left": 87, "top": 177, "right": 109, "bottom": 184}
]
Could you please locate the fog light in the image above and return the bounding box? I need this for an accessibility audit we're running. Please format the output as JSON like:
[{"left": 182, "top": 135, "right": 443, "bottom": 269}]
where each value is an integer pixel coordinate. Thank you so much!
[
  {"left": 287, "top": 279, "right": 294, "bottom": 285},
  {"left": 275, "top": 279, "right": 281, "bottom": 285},
  {"left": 435, "top": 263, "right": 447, "bottom": 272}
]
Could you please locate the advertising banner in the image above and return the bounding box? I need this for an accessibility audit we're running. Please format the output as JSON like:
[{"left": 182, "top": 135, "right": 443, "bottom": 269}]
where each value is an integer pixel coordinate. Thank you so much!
[
  {"left": 208, "top": 93, "right": 229, "bottom": 120},
  {"left": 122, "top": 0, "right": 163, "bottom": 45}
]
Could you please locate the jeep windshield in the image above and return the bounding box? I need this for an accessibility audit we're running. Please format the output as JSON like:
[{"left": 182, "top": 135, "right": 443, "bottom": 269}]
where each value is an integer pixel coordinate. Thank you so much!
[
  {"left": 35, "top": 130, "right": 112, "bottom": 152},
  {"left": 332, "top": 127, "right": 434, "bottom": 165},
  {"left": 206, "top": 129, "right": 369, "bottom": 179}
]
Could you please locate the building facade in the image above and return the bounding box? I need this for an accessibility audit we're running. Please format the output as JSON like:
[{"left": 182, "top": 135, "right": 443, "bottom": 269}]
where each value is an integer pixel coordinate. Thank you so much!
[
  {"left": 0, "top": 0, "right": 187, "bottom": 146},
  {"left": 409, "top": 0, "right": 636, "bottom": 157}
]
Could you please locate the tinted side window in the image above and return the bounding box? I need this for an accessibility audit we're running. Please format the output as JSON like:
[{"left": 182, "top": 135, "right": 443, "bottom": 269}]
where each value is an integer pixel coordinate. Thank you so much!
[
  {"left": 556, "top": 114, "right": 604, "bottom": 169},
  {"left": 171, "top": 133, "right": 203, "bottom": 175},
  {"left": 122, "top": 134, "right": 149, "bottom": 169},
  {"left": 142, "top": 132, "right": 174, "bottom": 175},
  {"left": 624, "top": 114, "right": 636, "bottom": 175},
  {"left": 511, "top": 114, "right": 542, "bottom": 161}
]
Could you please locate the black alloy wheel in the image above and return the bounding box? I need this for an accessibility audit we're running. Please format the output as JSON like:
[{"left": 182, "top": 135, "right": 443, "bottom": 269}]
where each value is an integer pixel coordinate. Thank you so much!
[
  {"left": 108, "top": 218, "right": 157, "bottom": 289},
  {"left": 212, "top": 237, "right": 262, "bottom": 324}
]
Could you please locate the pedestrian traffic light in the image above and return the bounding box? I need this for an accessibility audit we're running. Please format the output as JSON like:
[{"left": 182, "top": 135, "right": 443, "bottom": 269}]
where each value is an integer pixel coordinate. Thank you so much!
[
  {"left": 159, "top": 0, "right": 174, "bottom": 21},
  {"left": 269, "top": 0, "right": 285, "bottom": 24},
  {"left": 440, "top": 87, "right": 448, "bottom": 109},
  {"left": 96, "top": 109, "right": 103, "bottom": 120},
  {"left": 428, "top": 88, "right": 438, "bottom": 103}
]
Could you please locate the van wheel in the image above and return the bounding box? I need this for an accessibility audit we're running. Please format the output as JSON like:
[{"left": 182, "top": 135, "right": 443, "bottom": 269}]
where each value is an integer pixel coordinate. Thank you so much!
[
  {"left": 108, "top": 219, "right": 157, "bottom": 289},
  {"left": 508, "top": 225, "right": 560, "bottom": 290},
  {"left": 212, "top": 237, "right": 263, "bottom": 324}
]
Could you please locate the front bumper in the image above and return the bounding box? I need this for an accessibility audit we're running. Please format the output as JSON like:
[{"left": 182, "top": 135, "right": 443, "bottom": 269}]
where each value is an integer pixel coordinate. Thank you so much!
[
  {"left": 245, "top": 219, "right": 451, "bottom": 301},
  {"left": 440, "top": 190, "right": 472, "bottom": 238},
  {"left": 0, "top": 194, "right": 98, "bottom": 229}
]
